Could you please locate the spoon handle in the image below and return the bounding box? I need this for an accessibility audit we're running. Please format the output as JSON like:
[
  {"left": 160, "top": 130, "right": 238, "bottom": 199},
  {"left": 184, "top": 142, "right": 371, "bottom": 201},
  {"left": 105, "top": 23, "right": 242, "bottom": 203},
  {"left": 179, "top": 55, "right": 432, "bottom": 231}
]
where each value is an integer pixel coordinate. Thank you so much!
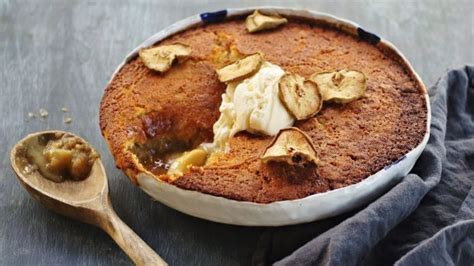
[{"left": 100, "top": 203, "right": 167, "bottom": 266}]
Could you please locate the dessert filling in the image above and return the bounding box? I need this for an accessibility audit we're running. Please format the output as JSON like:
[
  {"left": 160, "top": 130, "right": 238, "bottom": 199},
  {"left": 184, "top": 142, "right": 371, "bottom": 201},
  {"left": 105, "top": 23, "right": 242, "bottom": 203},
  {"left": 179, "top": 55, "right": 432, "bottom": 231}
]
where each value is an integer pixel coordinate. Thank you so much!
[{"left": 15, "top": 132, "right": 99, "bottom": 182}]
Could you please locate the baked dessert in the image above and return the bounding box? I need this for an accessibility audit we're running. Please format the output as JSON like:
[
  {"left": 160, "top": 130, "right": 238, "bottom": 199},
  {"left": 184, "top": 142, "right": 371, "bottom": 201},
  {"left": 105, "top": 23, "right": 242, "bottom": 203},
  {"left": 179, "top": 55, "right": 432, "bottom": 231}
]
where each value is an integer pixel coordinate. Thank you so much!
[
  {"left": 100, "top": 12, "right": 427, "bottom": 203},
  {"left": 14, "top": 132, "right": 98, "bottom": 182}
]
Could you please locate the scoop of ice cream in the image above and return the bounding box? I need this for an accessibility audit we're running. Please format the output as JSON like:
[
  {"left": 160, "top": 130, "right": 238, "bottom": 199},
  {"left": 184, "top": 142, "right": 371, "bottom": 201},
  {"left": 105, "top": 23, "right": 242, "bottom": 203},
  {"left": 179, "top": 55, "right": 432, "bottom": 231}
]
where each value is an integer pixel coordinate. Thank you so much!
[
  {"left": 212, "top": 61, "right": 295, "bottom": 149},
  {"left": 167, "top": 61, "right": 295, "bottom": 176}
]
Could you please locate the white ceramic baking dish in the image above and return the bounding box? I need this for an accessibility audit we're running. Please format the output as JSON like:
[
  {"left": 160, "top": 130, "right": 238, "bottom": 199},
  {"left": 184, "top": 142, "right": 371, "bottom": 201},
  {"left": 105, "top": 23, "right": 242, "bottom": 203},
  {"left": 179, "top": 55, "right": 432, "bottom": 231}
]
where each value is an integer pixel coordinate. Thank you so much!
[{"left": 107, "top": 7, "right": 431, "bottom": 226}]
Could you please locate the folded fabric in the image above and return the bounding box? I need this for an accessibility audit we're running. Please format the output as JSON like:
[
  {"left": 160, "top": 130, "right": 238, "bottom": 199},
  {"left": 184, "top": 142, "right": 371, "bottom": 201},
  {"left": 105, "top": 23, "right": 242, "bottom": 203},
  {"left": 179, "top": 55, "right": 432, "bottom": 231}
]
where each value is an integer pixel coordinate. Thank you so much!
[{"left": 252, "top": 66, "right": 474, "bottom": 265}]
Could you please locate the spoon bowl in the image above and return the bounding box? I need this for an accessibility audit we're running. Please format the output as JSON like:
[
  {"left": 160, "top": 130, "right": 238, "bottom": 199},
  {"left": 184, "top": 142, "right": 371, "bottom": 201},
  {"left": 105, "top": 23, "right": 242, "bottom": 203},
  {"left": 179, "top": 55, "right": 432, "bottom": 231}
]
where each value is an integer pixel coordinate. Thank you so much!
[{"left": 11, "top": 130, "right": 167, "bottom": 266}]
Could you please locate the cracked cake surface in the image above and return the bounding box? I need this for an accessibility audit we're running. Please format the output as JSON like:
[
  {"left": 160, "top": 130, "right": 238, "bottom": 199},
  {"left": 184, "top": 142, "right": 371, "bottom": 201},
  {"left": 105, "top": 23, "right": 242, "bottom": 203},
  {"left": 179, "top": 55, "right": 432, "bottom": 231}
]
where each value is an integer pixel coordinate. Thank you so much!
[{"left": 100, "top": 17, "right": 427, "bottom": 203}]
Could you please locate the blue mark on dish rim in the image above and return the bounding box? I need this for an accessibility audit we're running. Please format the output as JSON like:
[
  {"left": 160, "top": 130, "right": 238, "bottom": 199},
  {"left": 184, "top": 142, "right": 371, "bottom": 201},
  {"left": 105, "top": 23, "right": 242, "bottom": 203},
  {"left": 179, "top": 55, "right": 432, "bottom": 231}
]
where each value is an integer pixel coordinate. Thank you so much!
[
  {"left": 384, "top": 155, "right": 407, "bottom": 170},
  {"left": 357, "top": 27, "right": 381, "bottom": 45},
  {"left": 200, "top": 10, "right": 227, "bottom": 23}
]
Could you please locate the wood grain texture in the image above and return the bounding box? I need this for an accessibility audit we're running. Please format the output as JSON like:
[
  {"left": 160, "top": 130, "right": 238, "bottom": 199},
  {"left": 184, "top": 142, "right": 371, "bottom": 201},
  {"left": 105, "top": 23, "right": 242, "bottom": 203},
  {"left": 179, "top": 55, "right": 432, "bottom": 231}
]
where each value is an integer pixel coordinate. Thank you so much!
[
  {"left": 10, "top": 133, "right": 167, "bottom": 265},
  {"left": 1, "top": 0, "right": 473, "bottom": 265}
]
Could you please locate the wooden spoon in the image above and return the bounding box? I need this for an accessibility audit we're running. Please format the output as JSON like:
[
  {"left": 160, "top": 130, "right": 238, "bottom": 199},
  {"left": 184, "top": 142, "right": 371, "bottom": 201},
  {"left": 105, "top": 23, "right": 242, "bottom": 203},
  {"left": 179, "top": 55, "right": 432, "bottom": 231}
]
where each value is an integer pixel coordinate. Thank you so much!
[{"left": 10, "top": 130, "right": 167, "bottom": 266}]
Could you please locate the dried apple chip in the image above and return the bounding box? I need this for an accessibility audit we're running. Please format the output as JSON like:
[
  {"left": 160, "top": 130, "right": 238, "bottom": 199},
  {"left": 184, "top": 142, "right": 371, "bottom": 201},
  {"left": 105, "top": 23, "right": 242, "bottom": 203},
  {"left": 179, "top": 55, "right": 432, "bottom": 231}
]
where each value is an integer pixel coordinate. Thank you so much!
[
  {"left": 279, "top": 73, "right": 323, "bottom": 120},
  {"left": 246, "top": 10, "right": 288, "bottom": 33},
  {"left": 311, "top": 70, "right": 367, "bottom": 103},
  {"left": 261, "top": 127, "right": 318, "bottom": 167},
  {"left": 139, "top": 43, "right": 191, "bottom": 73},
  {"left": 216, "top": 53, "right": 263, "bottom": 83}
]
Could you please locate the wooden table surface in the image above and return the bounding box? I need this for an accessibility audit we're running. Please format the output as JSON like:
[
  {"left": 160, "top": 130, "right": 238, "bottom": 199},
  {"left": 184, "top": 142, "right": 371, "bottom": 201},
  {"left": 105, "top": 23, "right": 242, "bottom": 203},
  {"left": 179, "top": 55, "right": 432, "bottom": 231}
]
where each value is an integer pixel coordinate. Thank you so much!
[{"left": 1, "top": 0, "right": 473, "bottom": 265}]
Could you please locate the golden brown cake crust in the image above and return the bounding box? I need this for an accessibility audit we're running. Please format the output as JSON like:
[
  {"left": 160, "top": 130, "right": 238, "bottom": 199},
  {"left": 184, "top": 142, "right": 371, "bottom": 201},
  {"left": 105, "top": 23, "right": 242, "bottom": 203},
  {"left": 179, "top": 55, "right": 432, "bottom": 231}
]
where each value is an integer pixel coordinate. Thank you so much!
[{"left": 100, "top": 18, "right": 427, "bottom": 203}]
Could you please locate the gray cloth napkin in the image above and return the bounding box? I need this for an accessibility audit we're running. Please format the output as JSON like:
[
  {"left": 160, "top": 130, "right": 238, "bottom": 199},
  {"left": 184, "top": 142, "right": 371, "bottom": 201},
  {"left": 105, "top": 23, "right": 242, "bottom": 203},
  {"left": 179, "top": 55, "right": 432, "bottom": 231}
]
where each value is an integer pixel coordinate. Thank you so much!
[{"left": 254, "top": 66, "right": 474, "bottom": 265}]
